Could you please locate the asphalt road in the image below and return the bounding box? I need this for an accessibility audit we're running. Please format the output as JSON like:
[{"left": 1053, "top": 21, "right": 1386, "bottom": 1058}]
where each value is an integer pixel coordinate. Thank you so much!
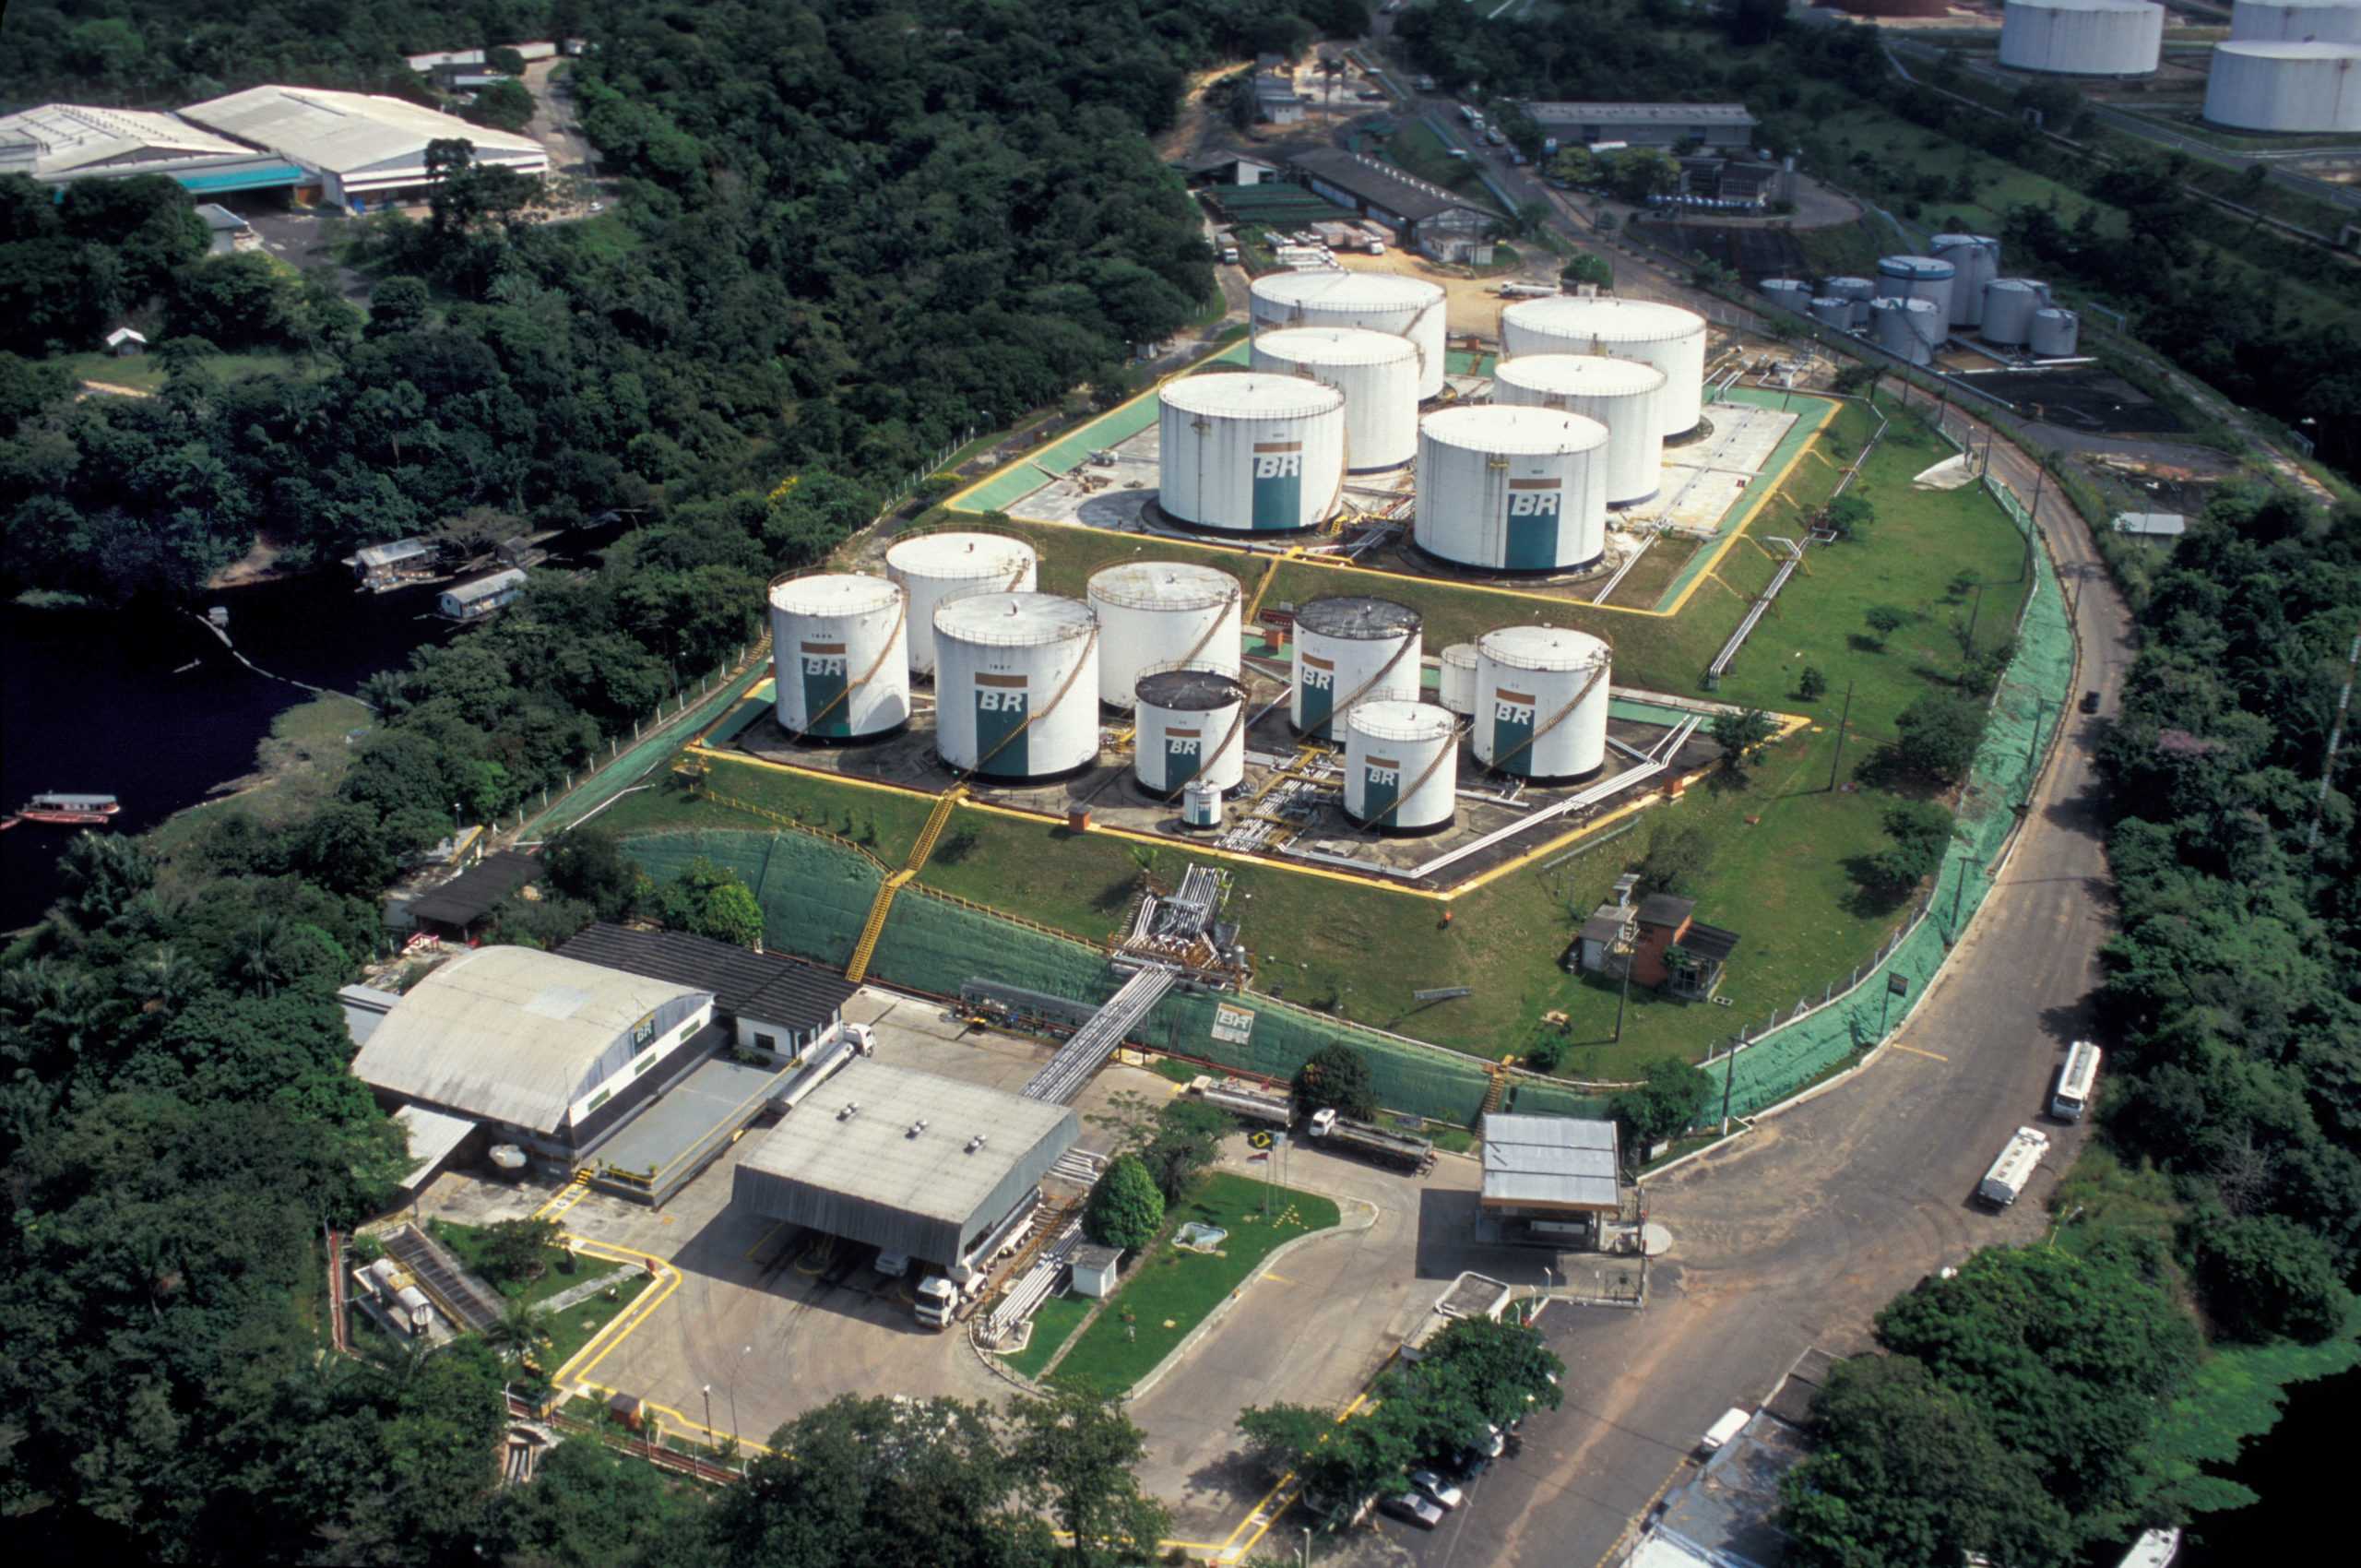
[{"left": 1332, "top": 399, "right": 2135, "bottom": 1568}]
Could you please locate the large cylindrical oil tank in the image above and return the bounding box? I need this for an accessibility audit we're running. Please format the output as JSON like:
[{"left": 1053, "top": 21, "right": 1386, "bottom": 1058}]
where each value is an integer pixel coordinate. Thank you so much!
[
  {"left": 2231, "top": 0, "right": 2361, "bottom": 43},
  {"left": 1133, "top": 668, "right": 1246, "bottom": 798},
  {"left": 768, "top": 573, "right": 911, "bottom": 741},
  {"left": 1291, "top": 596, "right": 1422, "bottom": 741},
  {"left": 2204, "top": 42, "right": 2361, "bottom": 132},
  {"left": 1809, "top": 295, "right": 1857, "bottom": 332},
  {"left": 1249, "top": 270, "right": 1451, "bottom": 398},
  {"left": 1759, "top": 279, "right": 1814, "bottom": 315},
  {"left": 1250, "top": 326, "right": 1421, "bottom": 470},
  {"left": 1870, "top": 298, "right": 1935, "bottom": 365},
  {"left": 1499, "top": 297, "right": 1709, "bottom": 437},
  {"left": 1414, "top": 406, "right": 1611, "bottom": 572},
  {"left": 885, "top": 531, "right": 1038, "bottom": 677},
  {"left": 1982, "top": 279, "right": 2047, "bottom": 346},
  {"left": 1929, "top": 234, "right": 2002, "bottom": 327},
  {"left": 1086, "top": 561, "right": 1241, "bottom": 709},
  {"left": 1998, "top": 0, "right": 2165, "bottom": 75},
  {"left": 932, "top": 593, "right": 1100, "bottom": 780},
  {"left": 1875, "top": 256, "right": 1956, "bottom": 331},
  {"left": 2029, "top": 308, "right": 2082, "bottom": 357},
  {"left": 1824, "top": 276, "right": 1877, "bottom": 304},
  {"left": 1473, "top": 625, "right": 1613, "bottom": 785},
  {"left": 1491, "top": 354, "right": 1667, "bottom": 507},
  {"left": 1157, "top": 374, "right": 1347, "bottom": 534},
  {"left": 1344, "top": 701, "right": 1458, "bottom": 834},
  {"left": 1439, "top": 643, "right": 1479, "bottom": 717}
]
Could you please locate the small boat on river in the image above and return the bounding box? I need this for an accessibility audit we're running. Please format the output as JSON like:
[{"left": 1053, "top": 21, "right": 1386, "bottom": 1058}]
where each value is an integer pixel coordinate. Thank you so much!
[{"left": 10, "top": 792, "right": 122, "bottom": 827}]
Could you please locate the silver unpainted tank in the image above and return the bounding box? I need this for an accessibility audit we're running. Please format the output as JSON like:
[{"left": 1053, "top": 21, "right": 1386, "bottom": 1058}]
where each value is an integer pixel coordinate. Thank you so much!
[
  {"left": 1414, "top": 405, "right": 1611, "bottom": 572},
  {"left": 767, "top": 573, "right": 911, "bottom": 741},
  {"left": 2203, "top": 42, "right": 2361, "bottom": 133},
  {"left": 2029, "top": 307, "right": 2082, "bottom": 357},
  {"left": 1291, "top": 595, "right": 1422, "bottom": 741},
  {"left": 1870, "top": 298, "right": 1936, "bottom": 365},
  {"left": 1491, "top": 353, "right": 1667, "bottom": 507},
  {"left": 1250, "top": 326, "right": 1421, "bottom": 470},
  {"left": 1157, "top": 373, "right": 1347, "bottom": 534},
  {"left": 885, "top": 531, "right": 1038, "bottom": 677},
  {"left": 1825, "top": 276, "right": 1877, "bottom": 304},
  {"left": 1876, "top": 255, "right": 1957, "bottom": 331},
  {"left": 1439, "top": 643, "right": 1479, "bottom": 717},
  {"left": 932, "top": 592, "right": 1100, "bottom": 780},
  {"left": 1344, "top": 700, "right": 1458, "bottom": 835},
  {"left": 1473, "top": 625, "right": 1613, "bottom": 784},
  {"left": 1760, "top": 278, "right": 1814, "bottom": 315},
  {"left": 1133, "top": 667, "right": 1247, "bottom": 798},
  {"left": 1809, "top": 295, "right": 1857, "bottom": 331},
  {"left": 1498, "top": 297, "right": 1709, "bottom": 437},
  {"left": 1982, "top": 279, "right": 2047, "bottom": 345},
  {"left": 1929, "top": 234, "right": 2002, "bottom": 327},
  {"left": 2231, "top": 0, "right": 2361, "bottom": 43},
  {"left": 1086, "top": 561, "right": 1241, "bottom": 709},
  {"left": 1249, "top": 269, "right": 1450, "bottom": 398}
]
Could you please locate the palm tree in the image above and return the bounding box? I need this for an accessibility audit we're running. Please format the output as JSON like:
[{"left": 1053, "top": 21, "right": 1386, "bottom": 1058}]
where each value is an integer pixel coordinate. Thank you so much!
[
  {"left": 57, "top": 832, "right": 157, "bottom": 928},
  {"left": 232, "top": 913, "right": 298, "bottom": 997},
  {"left": 484, "top": 1298, "right": 552, "bottom": 1364},
  {"left": 132, "top": 944, "right": 207, "bottom": 1013}
]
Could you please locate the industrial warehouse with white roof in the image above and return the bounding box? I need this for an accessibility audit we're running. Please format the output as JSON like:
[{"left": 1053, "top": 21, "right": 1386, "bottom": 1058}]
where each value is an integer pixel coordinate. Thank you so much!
[{"left": 177, "top": 84, "right": 548, "bottom": 206}]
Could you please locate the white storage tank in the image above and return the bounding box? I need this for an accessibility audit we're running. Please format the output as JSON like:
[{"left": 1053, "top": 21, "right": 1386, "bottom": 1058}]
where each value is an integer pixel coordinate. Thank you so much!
[
  {"left": 1157, "top": 373, "right": 1347, "bottom": 534},
  {"left": 1181, "top": 778, "right": 1222, "bottom": 830},
  {"left": 1809, "top": 295, "right": 1857, "bottom": 332},
  {"left": 2030, "top": 308, "right": 2082, "bottom": 357},
  {"left": 1499, "top": 297, "right": 1709, "bottom": 437},
  {"left": 1928, "top": 234, "right": 2002, "bottom": 327},
  {"left": 1291, "top": 595, "right": 1423, "bottom": 741},
  {"left": 1249, "top": 327, "right": 1420, "bottom": 470},
  {"left": 2204, "top": 42, "right": 2361, "bottom": 132},
  {"left": 1870, "top": 298, "right": 1936, "bottom": 365},
  {"left": 1998, "top": 0, "right": 2165, "bottom": 75},
  {"left": 1759, "top": 278, "right": 1814, "bottom": 315},
  {"left": 933, "top": 593, "right": 1100, "bottom": 780},
  {"left": 1414, "top": 405, "right": 1611, "bottom": 572},
  {"left": 1133, "top": 668, "right": 1247, "bottom": 798},
  {"left": 1491, "top": 354, "right": 1668, "bottom": 507},
  {"left": 1875, "top": 256, "right": 1956, "bottom": 330},
  {"left": 1824, "top": 276, "right": 1876, "bottom": 305},
  {"left": 2231, "top": 0, "right": 2361, "bottom": 43},
  {"left": 768, "top": 573, "right": 911, "bottom": 742},
  {"left": 1473, "top": 625, "right": 1613, "bottom": 784},
  {"left": 1439, "top": 643, "right": 1480, "bottom": 717},
  {"left": 1982, "top": 279, "right": 2047, "bottom": 346},
  {"left": 885, "top": 531, "right": 1038, "bottom": 677},
  {"left": 1249, "top": 269, "right": 1450, "bottom": 398},
  {"left": 1344, "top": 701, "right": 1458, "bottom": 834},
  {"left": 1086, "top": 561, "right": 1241, "bottom": 709}
]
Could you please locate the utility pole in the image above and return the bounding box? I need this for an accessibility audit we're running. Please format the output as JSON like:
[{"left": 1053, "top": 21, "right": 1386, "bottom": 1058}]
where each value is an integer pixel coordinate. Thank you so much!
[
  {"left": 1827, "top": 681, "right": 1855, "bottom": 791},
  {"left": 1964, "top": 580, "right": 1986, "bottom": 651},
  {"left": 1718, "top": 1037, "right": 1736, "bottom": 1134},
  {"left": 2022, "top": 697, "right": 2048, "bottom": 808},
  {"left": 1613, "top": 930, "right": 1635, "bottom": 1041}
]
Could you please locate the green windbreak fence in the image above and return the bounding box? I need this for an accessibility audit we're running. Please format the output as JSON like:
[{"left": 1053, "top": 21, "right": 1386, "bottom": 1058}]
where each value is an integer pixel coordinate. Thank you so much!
[{"left": 1694, "top": 473, "right": 2076, "bottom": 1119}]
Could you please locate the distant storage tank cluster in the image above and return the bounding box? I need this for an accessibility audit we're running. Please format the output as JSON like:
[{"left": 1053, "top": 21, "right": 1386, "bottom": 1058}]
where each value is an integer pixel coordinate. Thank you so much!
[
  {"left": 1292, "top": 596, "right": 1422, "bottom": 741},
  {"left": 1086, "top": 562, "right": 1241, "bottom": 710},
  {"left": 2204, "top": 40, "right": 2361, "bottom": 131},
  {"left": 2229, "top": 0, "right": 2361, "bottom": 42},
  {"left": 2030, "top": 307, "right": 2082, "bottom": 357},
  {"left": 1157, "top": 374, "right": 1347, "bottom": 534},
  {"left": 1810, "top": 294, "right": 1862, "bottom": 331},
  {"left": 932, "top": 592, "right": 1099, "bottom": 781},
  {"left": 1491, "top": 354, "right": 1667, "bottom": 507},
  {"left": 1871, "top": 297, "right": 1937, "bottom": 365},
  {"left": 1473, "top": 626, "right": 1613, "bottom": 784},
  {"left": 1759, "top": 278, "right": 1814, "bottom": 315},
  {"left": 1929, "top": 235, "right": 2001, "bottom": 327},
  {"left": 1133, "top": 668, "right": 1246, "bottom": 798},
  {"left": 886, "top": 531, "right": 1037, "bottom": 677},
  {"left": 768, "top": 573, "right": 910, "bottom": 742},
  {"left": 1981, "top": 279, "right": 2050, "bottom": 346},
  {"left": 1998, "top": 0, "right": 2165, "bottom": 76},
  {"left": 1249, "top": 270, "right": 1450, "bottom": 398},
  {"left": 1875, "top": 255, "right": 1956, "bottom": 331},
  {"left": 1499, "top": 297, "right": 1708, "bottom": 437},
  {"left": 1344, "top": 701, "right": 1458, "bottom": 834},
  {"left": 1251, "top": 327, "right": 1420, "bottom": 470},
  {"left": 1415, "top": 406, "right": 1610, "bottom": 573}
]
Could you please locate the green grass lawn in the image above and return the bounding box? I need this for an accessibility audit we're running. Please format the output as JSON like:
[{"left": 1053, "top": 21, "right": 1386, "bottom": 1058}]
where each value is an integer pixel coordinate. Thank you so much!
[
  {"left": 1049, "top": 1174, "right": 1341, "bottom": 1398},
  {"left": 428, "top": 1218, "right": 625, "bottom": 1307},
  {"left": 1384, "top": 122, "right": 1489, "bottom": 197},
  {"left": 544, "top": 1273, "right": 655, "bottom": 1375},
  {"left": 148, "top": 693, "right": 375, "bottom": 881},
  {"left": 1003, "top": 1292, "right": 1095, "bottom": 1381}
]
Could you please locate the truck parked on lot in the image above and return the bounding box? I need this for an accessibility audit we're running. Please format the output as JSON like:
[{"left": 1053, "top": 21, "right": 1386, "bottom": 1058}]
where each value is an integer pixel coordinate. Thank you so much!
[
  {"left": 1308, "top": 1107, "right": 1434, "bottom": 1172},
  {"left": 914, "top": 1275, "right": 958, "bottom": 1329},
  {"left": 2051, "top": 1039, "right": 2101, "bottom": 1122},
  {"left": 1698, "top": 1407, "right": 1750, "bottom": 1455},
  {"left": 1977, "top": 1126, "right": 2050, "bottom": 1206},
  {"left": 1191, "top": 1075, "right": 1294, "bottom": 1128}
]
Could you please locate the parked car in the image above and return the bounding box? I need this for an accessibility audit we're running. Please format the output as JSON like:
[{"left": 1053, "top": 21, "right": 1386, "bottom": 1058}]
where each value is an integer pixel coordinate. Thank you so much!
[
  {"left": 1408, "top": 1469, "right": 1465, "bottom": 1510},
  {"left": 2080, "top": 690, "right": 2101, "bottom": 713},
  {"left": 1382, "top": 1493, "right": 1446, "bottom": 1530}
]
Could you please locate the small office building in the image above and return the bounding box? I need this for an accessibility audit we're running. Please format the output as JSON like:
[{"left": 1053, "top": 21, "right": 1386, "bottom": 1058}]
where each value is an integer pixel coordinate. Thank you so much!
[{"left": 1480, "top": 1111, "right": 1623, "bottom": 1245}]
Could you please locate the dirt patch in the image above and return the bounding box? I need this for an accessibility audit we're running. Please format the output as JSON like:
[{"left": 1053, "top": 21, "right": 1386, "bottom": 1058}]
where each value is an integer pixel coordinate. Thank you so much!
[{"left": 1970, "top": 370, "right": 2185, "bottom": 436}]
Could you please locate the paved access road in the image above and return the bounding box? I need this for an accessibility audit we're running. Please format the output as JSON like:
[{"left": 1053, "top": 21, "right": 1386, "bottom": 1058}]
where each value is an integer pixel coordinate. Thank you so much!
[{"left": 1339, "top": 406, "right": 2135, "bottom": 1568}]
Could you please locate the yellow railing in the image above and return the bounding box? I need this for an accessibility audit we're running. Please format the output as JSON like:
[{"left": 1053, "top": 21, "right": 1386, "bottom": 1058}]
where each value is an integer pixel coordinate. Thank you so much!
[{"left": 844, "top": 870, "right": 912, "bottom": 983}]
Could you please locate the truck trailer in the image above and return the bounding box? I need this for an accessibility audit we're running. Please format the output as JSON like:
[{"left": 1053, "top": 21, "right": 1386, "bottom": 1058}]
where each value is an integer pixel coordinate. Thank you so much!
[
  {"left": 1308, "top": 1107, "right": 1434, "bottom": 1172},
  {"left": 1191, "top": 1075, "right": 1295, "bottom": 1128},
  {"left": 1977, "top": 1126, "right": 2050, "bottom": 1206}
]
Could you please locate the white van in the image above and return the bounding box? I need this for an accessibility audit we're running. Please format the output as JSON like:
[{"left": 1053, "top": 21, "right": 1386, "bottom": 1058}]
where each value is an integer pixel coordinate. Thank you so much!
[
  {"left": 874, "top": 1249, "right": 910, "bottom": 1278},
  {"left": 2051, "top": 1039, "right": 2101, "bottom": 1122},
  {"left": 1698, "top": 1408, "right": 1750, "bottom": 1455}
]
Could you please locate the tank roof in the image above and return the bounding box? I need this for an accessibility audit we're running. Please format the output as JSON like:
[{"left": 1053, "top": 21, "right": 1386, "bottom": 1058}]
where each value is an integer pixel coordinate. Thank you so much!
[
  {"left": 1873, "top": 295, "right": 1941, "bottom": 314},
  {"left": 1479, "top": 624, "right": 1611, "bottom": 671},
  {"left": 1161, "top": 371, "right": 1345, "bottom": 418},
  {"left": 1878, "top": 255, "right": 1956, "bottom": 279},
  {"left": 1494, "top": 353, "right": 1667, "bottom": 397},
  {"left": 1930, "top": 232, "right": 2000, "bottom": 247},
  {"left": 1252, "top": 326, "right": 1420, "bottom": 366},
  {"left": 768, "top": 572, "right": 900, "bottom": 614},
  {"left": 1135, "top": 667, "right": 1245, "bottom": 711},
  {"left": 1501, "top": 296, "right": 1705, "bottom": 341},
  {"left": 1296, "top": 595, "right": 1421, "bottom": 639},
  {"left": 1421, "top": 404, "right": 1609, "bottom": 455},
  {"left": 1250, "top": 270, "right": 1444, "bottom": 308},
  {"left": 1088, "top": 560, "right": 1240, "bottom": 612},
  {"left": 1988, "top": 277, "right": 2045, "bottom": 291},
  {"left": 886, "top": 530, "right": 1036, "bottom": 574},
  {"left": 933, "top": 591, "right": 1095, "bottom": 643},
  {"left": 1348, "top": 699, "right": 1455, "bottom": 742},
  {"left": 1442, "top": 642, "right": 1478, "bottom": 666}
]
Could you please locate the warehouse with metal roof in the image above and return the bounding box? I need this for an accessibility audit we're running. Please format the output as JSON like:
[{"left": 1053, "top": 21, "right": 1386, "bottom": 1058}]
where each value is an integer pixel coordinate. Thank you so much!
[
  {"left": 0, "top": 102, "right": 303, "bottom": 190},
  {"left": 351, "top": 945, "right": 716, "bottom": 1156},
  {"left": 556, "top": 923, "right": 860, "bottom": 1055},
  {"left": 733, "top": 1059, "right": 1078, "bottom": 1277},
  {"left": 177, "top": 85, "right": 547, "bottom": 207},
  {"left": 1524, "top": 102, "right": 1759, "bottom": 148},
  {"left": 1479, "top": 1111, "right": 1623, "bottom": 1223}
]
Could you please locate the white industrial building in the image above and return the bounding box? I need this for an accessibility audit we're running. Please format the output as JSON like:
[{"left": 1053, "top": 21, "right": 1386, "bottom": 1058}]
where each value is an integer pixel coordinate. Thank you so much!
[
  {"left": 2204, "top": 40, "right": 2361, "bottom": 130},
  {"left": 1479, "top": 1112, "right": 1623, "bottom": 1243},
  {"left": 1997, "top": 0, "right": 2165, "bottom": 77},
  {"left": 1522, "top": 102, "right": 1758, "bottom": 149},
  {"left": 1287, "top": 148, "right": 1495, "bottom": 263},
  {"left": 178, "top": 85, "right": 548, "bottom": 207},
  {"left": 0, "top": 102, "right": 303, "bottom": 192}
]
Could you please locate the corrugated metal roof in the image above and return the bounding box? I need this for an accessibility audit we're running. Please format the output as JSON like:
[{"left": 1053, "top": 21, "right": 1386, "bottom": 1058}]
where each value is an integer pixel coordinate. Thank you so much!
[
  {"left": 353, "top": 946, "right": 711, "bottom": 1132},
  {"left": 395, "top": 1103, "right": 477, "bottom": 1184},
  {"left": 178, "top": 86, "right": 547, "bottom": 181},
  {"left": 0, "top": 103, "right": 247, "bottom": 177},
  {"left": 1525, "top": 102, "right": 1759, "bottom": 128},
  {"left": 733, "top": 1059, "right": 1076, "bottom": 1265},
  {"left": 1291, "top": 148, "right": 1491, "bottom": 224},
  {"left": 1481, "top": 1111, "right": 1621, "bottom": 1212},
  {"left": 339, "top": 982, "right": 404, "bottom": 1047},
  {"left": 556, "top": 923, "right": 858, "bottom": 1030},
  {"left": 407, "top": 849, "right": 541, "bottom": 926}
]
